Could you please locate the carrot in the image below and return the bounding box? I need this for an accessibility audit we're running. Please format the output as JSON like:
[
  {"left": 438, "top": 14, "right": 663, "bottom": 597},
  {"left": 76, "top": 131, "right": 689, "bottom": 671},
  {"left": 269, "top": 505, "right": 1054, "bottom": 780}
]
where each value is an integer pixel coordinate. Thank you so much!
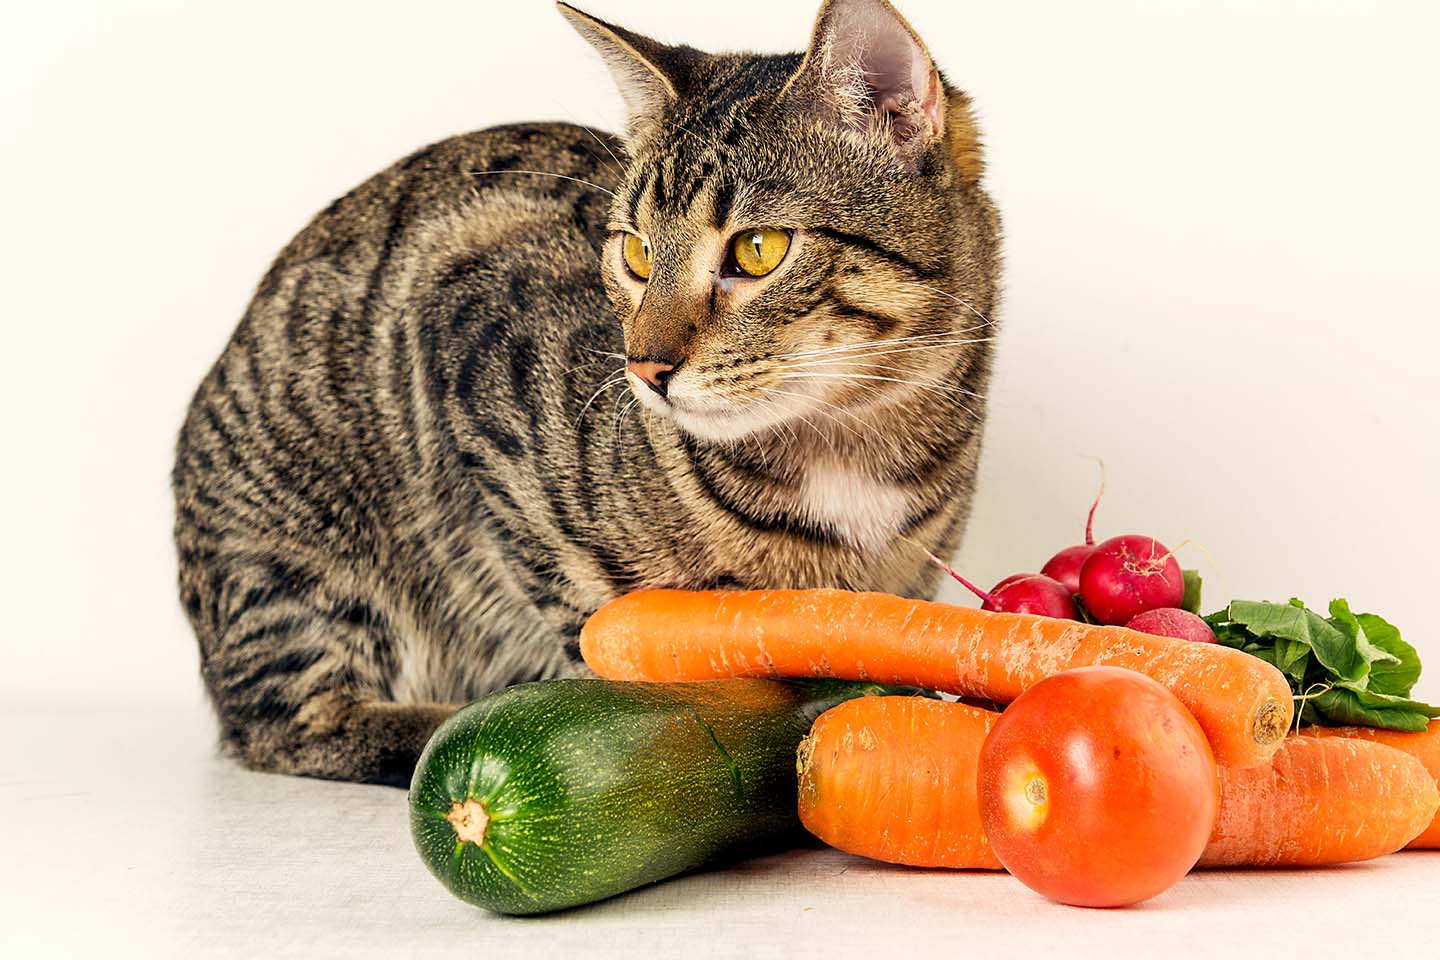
[
  {"left": 1299, "top": 722, "right": 1440, "bottom": 849},
  {"left": 796, "top": 695, "right": 1001, "bottom": 869},
  {"left": 791, "top": 699, "right": 1438, "bottom": 871},
  {"left": 1198, "top": 736, "right": 1439, "bottom": 867},
  {"left": 580, "top": 588, "right": 1293, "bottom": 768}
]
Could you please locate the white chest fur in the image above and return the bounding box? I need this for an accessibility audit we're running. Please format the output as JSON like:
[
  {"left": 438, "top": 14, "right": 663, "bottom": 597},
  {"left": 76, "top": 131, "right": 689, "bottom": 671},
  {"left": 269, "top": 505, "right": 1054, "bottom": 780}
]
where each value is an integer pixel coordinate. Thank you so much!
[{"left": 799, "top": 464, "right": 910, "bottom": 551}]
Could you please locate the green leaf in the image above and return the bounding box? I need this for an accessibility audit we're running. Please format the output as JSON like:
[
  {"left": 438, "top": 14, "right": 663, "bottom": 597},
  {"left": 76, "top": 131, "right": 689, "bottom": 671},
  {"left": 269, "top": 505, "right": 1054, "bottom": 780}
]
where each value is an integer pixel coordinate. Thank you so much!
[
  {"left": 1225, "top": 600, "right": 1371, "bottom": 684},
  {"left": 1273, "top": 637, "right": 1311, "bottom": 681},
  {"left": 1326, "top": 598, "right": 1400, "bottom": 671},
  {"left": 1330, "top": 680, "right": 1439, "bottom": 713},
  {"left": 1072, "top": 595, "right": 1099, "bottom": 625},
  {"left": 1303, "top": 687, "right": 1437, "bottom": 732},
  {"left": 1181, "top": 570, "right": 1202, "bottom": 614},
  {"left": 1236, "top": 643, "right": 1280, "bottom": 669},
  {"left": 1211, "top": 622, "right": 1258, "bottom": 652},
  {"left": 1356, "top": 611, "right": 1421, "bottom": 697},
  {"left": 1206, "top": 597, "right": 1437, "bottom": 731}
]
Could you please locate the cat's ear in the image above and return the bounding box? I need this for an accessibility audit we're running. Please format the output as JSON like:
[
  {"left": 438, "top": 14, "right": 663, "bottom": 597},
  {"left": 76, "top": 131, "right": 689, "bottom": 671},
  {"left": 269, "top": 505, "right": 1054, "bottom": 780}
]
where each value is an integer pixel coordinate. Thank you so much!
[
  {"left": 783, "top": 0, "right": 946, "bottom": 168},
  {"left": 558, "top": 3, "right": 690, "bottom": 145}
]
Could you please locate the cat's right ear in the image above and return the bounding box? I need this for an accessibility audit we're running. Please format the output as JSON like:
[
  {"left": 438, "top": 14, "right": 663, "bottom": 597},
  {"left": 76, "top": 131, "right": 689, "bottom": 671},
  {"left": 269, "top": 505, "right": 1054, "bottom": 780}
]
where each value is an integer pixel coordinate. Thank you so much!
[
  {"left": 557, "top": 3, "right": 690, "bottom": 145},
  {"left": 782, "top": 0, "right": 947, "bottom": 171}
]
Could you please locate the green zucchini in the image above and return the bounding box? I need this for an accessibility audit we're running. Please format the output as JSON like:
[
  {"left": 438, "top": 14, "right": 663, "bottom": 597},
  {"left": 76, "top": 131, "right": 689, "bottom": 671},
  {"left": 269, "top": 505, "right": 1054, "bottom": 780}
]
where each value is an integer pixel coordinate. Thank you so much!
[{"left": 409, "top": 677, "right": 917, "bottom": 915}]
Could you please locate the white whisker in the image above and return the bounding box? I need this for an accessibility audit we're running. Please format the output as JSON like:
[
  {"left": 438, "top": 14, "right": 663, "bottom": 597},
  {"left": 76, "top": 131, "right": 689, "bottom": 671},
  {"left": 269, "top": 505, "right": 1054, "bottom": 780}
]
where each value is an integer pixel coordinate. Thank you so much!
[
  {"left": 580, "top": 346, "right": 627, "bottom": 359},
  {"left": 560, "top": 356, "right": 603, "bottom": 376},
  {"left": 741, "top": 386, "right": 832, "bottom": 453},
  {"left": 562, "top": 351, "right": 626, "bottom": 376},
  {"left": 541, "top": 94, "right": 627, "bottom": 179},
  {"left": 574, "top": 126, "right": 625, "bottom": 179},
  {"left": 467, "top": 169, "right": 617, "bottom": 198},
  {"left": 613, "top": 395, "right": 641, "bottom": 444},
  {"left": 785, "top": 370, "right": 986, "bottom": 399},
  {"left": 753, "top": 386, "right": 871, "bottom": 446},
  {"left": 775, "top": 338, "right": 995, "bottom": 369},
  {"left": 794, "top": 412, "right": 836, "bottom": 455},
  {"left": 768, "top": 327, "right": 993, "bottom": 362},
  {"left": 575, "top": 369, "right": 629, "bottom": 425},
  {"left": 911, "top": 282, "right": 996, "bottom": 327}
]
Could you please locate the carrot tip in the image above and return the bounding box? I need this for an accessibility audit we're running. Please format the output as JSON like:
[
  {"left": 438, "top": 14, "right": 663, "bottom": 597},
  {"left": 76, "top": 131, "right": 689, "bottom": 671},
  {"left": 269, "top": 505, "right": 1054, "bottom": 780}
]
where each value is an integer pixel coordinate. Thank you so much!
[{"left": 1253, "top": 700, "right": 1289, "bottom": 747}]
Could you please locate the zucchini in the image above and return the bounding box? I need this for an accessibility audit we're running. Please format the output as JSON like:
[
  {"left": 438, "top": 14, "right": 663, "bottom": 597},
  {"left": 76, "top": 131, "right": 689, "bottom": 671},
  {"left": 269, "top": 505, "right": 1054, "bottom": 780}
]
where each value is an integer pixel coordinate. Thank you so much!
[{"left": 409, "top": 678, "right": 918, "bottom": 914}]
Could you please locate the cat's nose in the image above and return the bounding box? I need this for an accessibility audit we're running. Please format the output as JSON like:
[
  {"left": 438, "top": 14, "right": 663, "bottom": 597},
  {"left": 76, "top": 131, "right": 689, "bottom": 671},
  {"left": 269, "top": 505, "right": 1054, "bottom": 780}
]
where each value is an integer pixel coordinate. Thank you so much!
[{"left": 627, "top": 357, "right": 682, "bottom": 398}]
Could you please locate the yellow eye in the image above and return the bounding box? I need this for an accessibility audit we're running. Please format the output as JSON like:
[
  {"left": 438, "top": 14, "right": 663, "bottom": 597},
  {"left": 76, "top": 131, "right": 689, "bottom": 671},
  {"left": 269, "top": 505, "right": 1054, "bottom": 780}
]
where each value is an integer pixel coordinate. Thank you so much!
[
  {"left": 731, "top": 228, "right": 790, "bottom": 277},
  {"left": 622, "top": 233, "right": 652, "bottom": 280}
]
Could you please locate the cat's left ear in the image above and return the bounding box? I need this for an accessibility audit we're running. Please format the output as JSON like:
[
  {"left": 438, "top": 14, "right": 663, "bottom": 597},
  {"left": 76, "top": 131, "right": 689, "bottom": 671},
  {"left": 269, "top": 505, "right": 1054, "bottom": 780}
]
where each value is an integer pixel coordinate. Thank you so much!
[
  {"left": 558, "top": 3, "right": 693, "bottom": 145},
  {"left": 783, "top": 0, "right": 946, "bottom": 169}
]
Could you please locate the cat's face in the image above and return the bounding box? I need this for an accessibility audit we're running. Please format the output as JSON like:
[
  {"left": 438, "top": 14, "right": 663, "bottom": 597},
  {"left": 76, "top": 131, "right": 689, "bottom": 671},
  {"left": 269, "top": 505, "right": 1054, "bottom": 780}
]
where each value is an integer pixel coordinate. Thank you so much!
[{"left": 569, "top": 0, "right": 998, "bottom": 445}]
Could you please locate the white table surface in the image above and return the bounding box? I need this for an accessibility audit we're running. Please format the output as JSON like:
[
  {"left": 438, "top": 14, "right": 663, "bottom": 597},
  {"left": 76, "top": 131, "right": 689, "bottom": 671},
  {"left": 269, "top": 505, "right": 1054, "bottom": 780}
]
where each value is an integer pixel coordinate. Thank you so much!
[{"left": 4, "top": 698, "right": 1437, "bottom": 959}]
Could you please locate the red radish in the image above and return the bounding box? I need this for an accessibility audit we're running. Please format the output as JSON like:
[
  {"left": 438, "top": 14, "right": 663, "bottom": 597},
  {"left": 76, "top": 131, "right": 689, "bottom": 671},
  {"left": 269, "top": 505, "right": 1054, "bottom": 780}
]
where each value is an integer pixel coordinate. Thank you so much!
[
  {"left": 1039, "top": 463, "right": 1106, "bottom": 594},
  {"left": 1126, "top": 608, "right": 1215, "bottom": 644},
  {"left": 925, "top": 553, "right": 1077, "bottom": 619},
  {"left": 1040, "top": 545, "right": 1093, "bottom": 596},
  {"left": 1078, "top": 535, "right": 1184, "bottom": 625},
  {"left": 984, "top": 576, "right": 1079, "bottom": 619}
]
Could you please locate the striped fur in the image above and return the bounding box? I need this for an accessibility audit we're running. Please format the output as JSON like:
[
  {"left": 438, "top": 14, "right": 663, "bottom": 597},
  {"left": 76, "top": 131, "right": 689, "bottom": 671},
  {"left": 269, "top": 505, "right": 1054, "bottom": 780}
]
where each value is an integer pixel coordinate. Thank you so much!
[{"left": 172, "top": 0, "right": 1002, "bottom": 785}]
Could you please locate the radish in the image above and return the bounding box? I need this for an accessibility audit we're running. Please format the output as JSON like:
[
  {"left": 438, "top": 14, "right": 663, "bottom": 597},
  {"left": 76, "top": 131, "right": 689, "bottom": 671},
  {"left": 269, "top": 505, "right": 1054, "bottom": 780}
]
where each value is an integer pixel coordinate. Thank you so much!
[
  {"left": 1039, "top": 545, "right": 1094, "bottom": 596},
  {"left": 1078, "top": 534, "right": 1184, "bottom": 625},
  {"left": 1126, "top": 607, "right": 1216, "bottom": 644},
  {"left": 981, "top": 575, "right": 1078, "bottom": 618},
  {"left": 1038, "top": 463, "right": 1106, "bottom": 594},
  {"left": 924, "top": 553, "right": 1077, "bottom": 619}
]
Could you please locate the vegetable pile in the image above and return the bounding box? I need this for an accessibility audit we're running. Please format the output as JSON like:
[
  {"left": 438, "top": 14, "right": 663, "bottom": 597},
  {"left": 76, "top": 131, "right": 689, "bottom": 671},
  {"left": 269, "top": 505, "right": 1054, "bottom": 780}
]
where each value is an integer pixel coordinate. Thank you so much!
[{"left": 410, "top": 479, "right": 1440, "bottom": 914}]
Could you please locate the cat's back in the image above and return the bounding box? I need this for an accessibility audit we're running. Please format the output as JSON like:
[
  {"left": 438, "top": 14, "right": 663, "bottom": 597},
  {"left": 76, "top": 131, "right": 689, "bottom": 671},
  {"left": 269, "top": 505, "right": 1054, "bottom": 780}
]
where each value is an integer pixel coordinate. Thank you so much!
[
  {"left": 175, "top": 123, "right": 623, "bottom": 547},
  {"left": 173, "top": 122, "right": 632, "bottom": 735},
  {"left": 267, "top": 122, "right": 620, "bottom": 289}
]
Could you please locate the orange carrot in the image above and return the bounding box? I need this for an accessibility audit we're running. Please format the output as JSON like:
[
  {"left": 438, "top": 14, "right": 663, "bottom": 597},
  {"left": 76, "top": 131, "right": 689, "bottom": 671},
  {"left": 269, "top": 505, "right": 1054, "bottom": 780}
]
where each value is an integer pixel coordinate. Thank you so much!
[
  {"left": 797, "top": 695, "right": 1001, "bottom": 869},
  {"left": 580, "top": 588, "right": 1293, "bottom": 768},
  {"left": 1300, "top": 722, "right": 1440, "bottom": 849},
  {"left": 792, "top": 700, "right": 1438, "bottom": 871},
  {"left": 1199, "top": 736, "right": 1439, "bottom": 866}
]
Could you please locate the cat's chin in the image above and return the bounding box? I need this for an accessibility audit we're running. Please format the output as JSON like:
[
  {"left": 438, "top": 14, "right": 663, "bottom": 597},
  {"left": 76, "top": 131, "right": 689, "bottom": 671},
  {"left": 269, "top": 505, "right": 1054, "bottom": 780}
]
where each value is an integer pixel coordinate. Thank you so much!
[
  {"left": 635, "top": 390, "right": 794, "bottom": 444},
  {"left": 670, "top": 406, "right": 783, "bottom": 443}
]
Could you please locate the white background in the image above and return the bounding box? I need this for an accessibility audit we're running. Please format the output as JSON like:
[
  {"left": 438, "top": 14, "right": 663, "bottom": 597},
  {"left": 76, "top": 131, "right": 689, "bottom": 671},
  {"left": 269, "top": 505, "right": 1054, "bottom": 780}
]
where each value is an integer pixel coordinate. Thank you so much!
[{"left": 3, "top": 0, "right": 1437, "bottom": 711}]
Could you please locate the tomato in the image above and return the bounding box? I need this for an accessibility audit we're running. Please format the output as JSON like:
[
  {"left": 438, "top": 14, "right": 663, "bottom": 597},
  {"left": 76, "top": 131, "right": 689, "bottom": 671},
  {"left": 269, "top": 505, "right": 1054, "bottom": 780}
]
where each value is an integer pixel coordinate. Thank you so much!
[{"left": 978, "top": 666, "right": 1218, "bottom": 907}]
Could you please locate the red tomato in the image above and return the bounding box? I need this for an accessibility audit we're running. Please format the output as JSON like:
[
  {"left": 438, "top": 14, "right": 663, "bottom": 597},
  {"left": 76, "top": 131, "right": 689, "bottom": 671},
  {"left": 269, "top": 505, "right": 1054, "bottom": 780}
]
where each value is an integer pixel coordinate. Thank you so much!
[{"left": 978, "top": 666, "right": 1218, "bottom": 907}]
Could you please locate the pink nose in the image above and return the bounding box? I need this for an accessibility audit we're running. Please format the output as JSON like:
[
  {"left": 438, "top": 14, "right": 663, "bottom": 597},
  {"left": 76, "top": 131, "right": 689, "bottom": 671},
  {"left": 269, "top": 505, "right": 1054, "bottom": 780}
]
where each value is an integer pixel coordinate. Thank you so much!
[{"left": 628, "top": 359, "right": 678, "bottom": 397}]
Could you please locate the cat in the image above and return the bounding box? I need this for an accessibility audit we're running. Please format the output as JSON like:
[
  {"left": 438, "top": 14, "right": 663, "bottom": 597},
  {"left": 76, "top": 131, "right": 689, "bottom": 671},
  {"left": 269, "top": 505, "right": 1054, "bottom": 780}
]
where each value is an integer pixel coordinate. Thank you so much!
[{"left": 172, "top": 0, "right": 1002, "bottom": 786}]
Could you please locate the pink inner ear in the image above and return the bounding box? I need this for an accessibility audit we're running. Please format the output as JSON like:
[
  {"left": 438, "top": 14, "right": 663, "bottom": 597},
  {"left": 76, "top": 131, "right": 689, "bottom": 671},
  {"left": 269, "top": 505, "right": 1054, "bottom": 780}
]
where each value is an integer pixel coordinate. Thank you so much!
[{"left": 824, "top": 0, "right": 941, "bottom": 137}]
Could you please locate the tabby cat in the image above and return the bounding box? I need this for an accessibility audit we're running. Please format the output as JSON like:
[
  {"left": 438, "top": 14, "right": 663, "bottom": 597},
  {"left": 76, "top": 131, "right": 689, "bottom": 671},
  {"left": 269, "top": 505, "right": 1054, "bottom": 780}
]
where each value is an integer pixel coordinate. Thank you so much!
[{"left": 173, "top": 0, "right": 1002, "bottom": 786}]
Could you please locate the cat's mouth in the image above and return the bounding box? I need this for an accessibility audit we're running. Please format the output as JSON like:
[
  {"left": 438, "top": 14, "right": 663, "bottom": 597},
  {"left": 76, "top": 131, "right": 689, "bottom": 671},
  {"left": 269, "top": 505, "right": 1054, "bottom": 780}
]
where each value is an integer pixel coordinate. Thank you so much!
[{"left": 628, "top": 371, "right": 821, "bottom": 443}]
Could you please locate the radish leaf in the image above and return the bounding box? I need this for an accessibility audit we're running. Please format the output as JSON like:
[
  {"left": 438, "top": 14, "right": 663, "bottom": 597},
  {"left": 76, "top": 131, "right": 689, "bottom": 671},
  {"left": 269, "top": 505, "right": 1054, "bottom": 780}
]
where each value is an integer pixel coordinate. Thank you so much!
[
  {"left": 1325, "top": 599, "right": 1402, "bottom": 675},
  {"left": 1181, "top": 570, "right": 1202, "bottom": 614},
  {"left": 1222, "top": 600, "right": 1380, "bottom": 684},
  {"left": 1207, "top": 598, "right": 1435, "bottom": 730},
  {"left": 1301, "top": 687, "right": 1438, "bottom": 732},
  {"left": 1072, "top": 596, "right": 1100, "bottom": 625},
  {"left": 1355, "top": 612, "right": 1421, "bottom": 698}
]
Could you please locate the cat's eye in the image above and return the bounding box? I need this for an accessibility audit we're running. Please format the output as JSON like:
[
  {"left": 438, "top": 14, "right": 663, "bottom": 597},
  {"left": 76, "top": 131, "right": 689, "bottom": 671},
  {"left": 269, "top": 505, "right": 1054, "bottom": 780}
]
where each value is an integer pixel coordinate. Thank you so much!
[
  {"left": 622, "top": 233, "right": 653, "bottom": 280},
  {"left": 729, "top": 228, "right": 791, "bottom": 278}
]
